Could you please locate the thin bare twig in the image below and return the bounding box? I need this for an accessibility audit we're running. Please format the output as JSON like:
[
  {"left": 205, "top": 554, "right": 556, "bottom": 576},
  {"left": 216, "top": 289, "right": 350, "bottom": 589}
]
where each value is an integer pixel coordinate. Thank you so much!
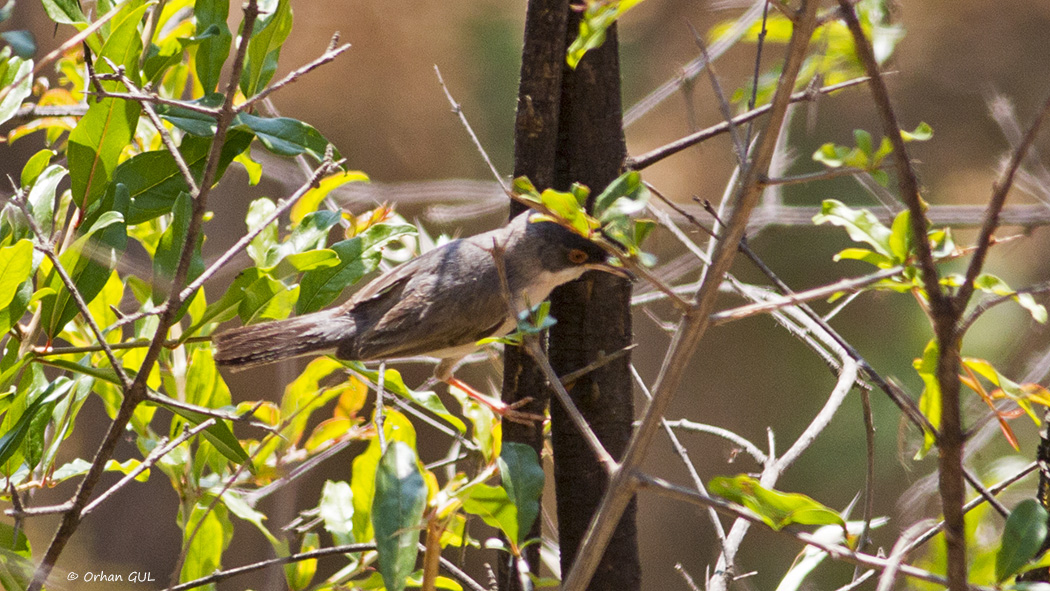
[
  {"left": 661, "top": 419, "right": 767, "bottom": 464},
  {"left": 956, "top": 89, "right": 1050, "bottom": 307},
  {"left": 8, "top": 189, "right": 131, "bottom": 389},
  {"left": 905, "top": 461, "right": 1038, "bottom": 554},
  {"left": 631, "top": 366, "right": 729, "bottom": 552},
  {"left": 102, "top": 62, "right": 199, "bottom": 194},
  {"left": 710, "top": 266, "right": 905, "bottom": 325},
  {"left": 237, "top": 36, "right": 353, "bottom": 113},
  {"left": 166, "top": 544, "right": 377, "bottom": 591},
  {"left": 626, "top": 76, "right": 871, "bottom": 171},
  {"left": 82, "top": 420, "right": 217, "bottom": 515},
  {"left": 435, "top": 65, "right": 508, "bottom": 194}
]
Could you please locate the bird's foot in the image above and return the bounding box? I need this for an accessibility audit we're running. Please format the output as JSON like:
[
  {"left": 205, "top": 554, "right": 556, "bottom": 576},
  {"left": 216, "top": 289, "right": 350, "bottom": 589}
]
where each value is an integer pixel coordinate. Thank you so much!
[{"left": 446, "top": 377, "right": 545, "bottom": 426}]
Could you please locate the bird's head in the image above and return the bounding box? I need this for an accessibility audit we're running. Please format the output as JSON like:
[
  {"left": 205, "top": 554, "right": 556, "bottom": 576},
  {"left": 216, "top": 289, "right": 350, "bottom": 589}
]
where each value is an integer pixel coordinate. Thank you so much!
[{"left": 515, "top": 212, "right": 633, "bottom": 285}]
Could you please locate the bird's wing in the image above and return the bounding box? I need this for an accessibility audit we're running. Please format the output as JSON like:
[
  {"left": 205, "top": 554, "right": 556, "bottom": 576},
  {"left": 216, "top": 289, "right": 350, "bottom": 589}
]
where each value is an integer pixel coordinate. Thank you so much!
[{"left": 350, "top": 241, "right": 510, "bottom": 360}]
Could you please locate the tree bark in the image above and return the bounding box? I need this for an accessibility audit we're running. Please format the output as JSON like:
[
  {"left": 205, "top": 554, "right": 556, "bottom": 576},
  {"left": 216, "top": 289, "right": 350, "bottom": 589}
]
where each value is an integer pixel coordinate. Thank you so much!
[
  {"left": 547, "top": 16, "right": 640, "bottom": 591},
  {"left": 499, "top": 0, "right": 570, "bottom": 588},
  {"left": 501, "top": 1, "right": 640, "bottom": 589}
]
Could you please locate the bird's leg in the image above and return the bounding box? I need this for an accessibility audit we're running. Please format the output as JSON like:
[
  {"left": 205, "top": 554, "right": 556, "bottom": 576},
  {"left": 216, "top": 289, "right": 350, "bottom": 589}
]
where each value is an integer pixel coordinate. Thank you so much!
[{"left": 445, "top": 376, "right": 545, "bottom": 426}]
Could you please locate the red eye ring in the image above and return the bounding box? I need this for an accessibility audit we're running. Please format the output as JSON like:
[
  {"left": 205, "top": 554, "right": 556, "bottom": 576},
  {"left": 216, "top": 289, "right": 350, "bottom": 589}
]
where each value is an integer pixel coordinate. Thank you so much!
[{"left": 568, "top": 249, "right": 589, "bottom": 264}]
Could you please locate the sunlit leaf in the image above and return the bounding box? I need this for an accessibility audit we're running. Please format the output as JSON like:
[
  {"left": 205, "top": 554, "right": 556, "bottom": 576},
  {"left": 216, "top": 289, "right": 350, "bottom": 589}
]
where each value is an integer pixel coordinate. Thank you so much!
[
  {"left": 708, "top": 475, "right": 845, "bottom": 532},
  {"left": 813, "top": 200, "right": 892, "bottom": 256},
  {"left": 319, "top": 480, "right": 355, "bottom": 545},
  {"left": 290, "top": 170, "right": 369, "bottom": 225},
  {"left": 913, "top": 339, "right": 941, "bottom": 459}
]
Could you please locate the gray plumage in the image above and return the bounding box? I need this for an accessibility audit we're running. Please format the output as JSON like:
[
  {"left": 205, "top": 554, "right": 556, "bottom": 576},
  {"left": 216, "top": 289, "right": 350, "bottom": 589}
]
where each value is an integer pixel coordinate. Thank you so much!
[{"left": 212, "top": 212, "right": 623, "bottom": 374}]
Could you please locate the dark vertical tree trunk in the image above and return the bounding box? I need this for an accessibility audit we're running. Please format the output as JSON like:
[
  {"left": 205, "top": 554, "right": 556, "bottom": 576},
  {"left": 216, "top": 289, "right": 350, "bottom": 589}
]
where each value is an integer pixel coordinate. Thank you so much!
[
  {"left": 500, "top": 1, "right": 570, "bottom": 589},
  {"left": 502, "top": 1, "right": 640, "bottom": 589},
  {"left": 548, "top": 16, "right": 640, "bottom": 591}
]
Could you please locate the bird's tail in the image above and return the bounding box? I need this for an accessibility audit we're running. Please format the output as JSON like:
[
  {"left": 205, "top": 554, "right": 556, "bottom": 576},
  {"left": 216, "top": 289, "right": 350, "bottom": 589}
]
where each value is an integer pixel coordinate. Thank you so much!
[{"left": 213, "top": 310, "right": 354, "bottom": 370}]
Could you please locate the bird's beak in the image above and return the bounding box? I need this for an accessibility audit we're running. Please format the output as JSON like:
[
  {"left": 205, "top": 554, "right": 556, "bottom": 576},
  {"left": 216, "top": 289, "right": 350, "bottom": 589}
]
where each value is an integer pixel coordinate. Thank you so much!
[{"left": 585, "top": 262, "right": 636, "bottom": 282}]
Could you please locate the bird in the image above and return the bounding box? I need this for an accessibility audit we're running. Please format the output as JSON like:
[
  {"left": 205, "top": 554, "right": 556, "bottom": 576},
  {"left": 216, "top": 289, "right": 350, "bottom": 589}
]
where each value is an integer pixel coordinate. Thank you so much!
[{"left": 212, "top": 210, "right": 630, "bottom": 423}]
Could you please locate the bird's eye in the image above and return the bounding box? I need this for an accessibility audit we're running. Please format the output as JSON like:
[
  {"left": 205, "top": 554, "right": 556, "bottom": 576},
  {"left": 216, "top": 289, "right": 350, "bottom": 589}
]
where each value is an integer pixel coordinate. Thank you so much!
[{"left": 568, "top": 248, "right": 589, "bottom": 264}]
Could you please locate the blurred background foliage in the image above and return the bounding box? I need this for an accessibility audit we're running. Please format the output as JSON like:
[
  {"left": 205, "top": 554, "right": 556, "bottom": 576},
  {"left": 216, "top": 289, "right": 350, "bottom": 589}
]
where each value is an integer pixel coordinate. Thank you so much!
[{"left": 2, "top": 0, "right": 1050, "bottom": 589}]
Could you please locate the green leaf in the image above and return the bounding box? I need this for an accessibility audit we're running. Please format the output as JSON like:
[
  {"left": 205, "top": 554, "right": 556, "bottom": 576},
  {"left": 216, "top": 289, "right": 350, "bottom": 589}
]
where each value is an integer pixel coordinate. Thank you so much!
[
  {"left": 708, "top": 475, "right": 845, "bottom": 532},
  {"left": 462, "top": 483, "right": 518, "bottom": 544},
  {"left": 40, "top": 0, "right": 86, "bottom": 24},
  {"left": 152, "top": 191, "right": 204, "bottom": 307},
  {"left": 0, "top": 379, "right": 74, "bottom": 468},
  {"left": 499, "top": 443, "right": 544, "bottom": 545},
  {"left": 194, "top": 0, "right": 232, "bottom": 94},
  {"left": 0, "top": 278, "right": 31, "bottom": 338},
  {"left": 290, "top": 170, "right": 369, "bottom": 224},
  {"left": 267, "top": 249, "right": 341, "bottom": 275},
  {"left": 246, "top": 197, "right": 278, "bottom": 266},
  {"left": 233, "top": 113, "right": 340, "bottom": 162},
  {"left": 184, "top": 269, "right": 259, "bottom": 338},
  {"left": 19, "top": 149, "right": 54, "bottom": 189},
  {"left": 66, "top": 0, "right": 149, "bottom": 209},
  {"left": 0, "top": 239, "right": 32, "bottom": 310},
  {"left": 153, "top": 95, "right": 223, "bottom": 136},
  {"left": 593, "top": 171, "right": 650, "bottom": 222},
  {"left": 901, "top": 122, "right": 934, "bottom": 142},
  {"left": 913, "top": 339, "right": 940, "bottom": 459},
  {"left": 974, "top": 274, "right": 1048, "bottom": 324},
  {"left": 373, "top": 441, "right": 427, "bottom": 591},
  {"left": 286, "top": 531, "right": 319, "bottom": 591},
  {"left": 319, "top": 480, "right": 355, "bottom": 545},
  {"left": 566, "top": 0, "right": 645, "bottom": 68},
  {"left": 832, "top": 247, "right": 895, "bottom": 268},
  {"left": 853, "top": 129, "right": 873, "bottom": 158},
  {"left": 511, "top": 176, "right": 540, "bottom": 203},
  {"left": 240, "top": 0, "right": 292, "bottom": 97},
  {"left": 812, "top": 199, "right": 893, "bottom": 256},
  {"left": 812, "top": 143, "right": 850, "bottom": 168},
  {"left": 0, "top": 51, "right": 31, "bottom": 127},
  {"left": 180, "top": 501, "right": 232, "bottom": 584},
  {"left": 40, "top": 196, "right": 128, "bottom": 339},
  {"left": 352, "top": 410, "right": 416, "bottom": 542},
  {"left": 153, "top": 400, "right": 253, "bottom": 468},
  {"left": 887, "top": 209, "right": 912, "bottom": 263},
  {"left": 297, "top": 223, "right": 414, "bottom": 314},
  {"left": 997, "top": 499, "right": 1049, "bottom": 582},
  {"left": 119, "top": 129, "right": 254, "bottom": 224},
  {"left": 239, "top": 274, "right": 299, "bottom": 323},
  {"left": 20, "top": 163, "right": 64, "bottom": 239}
]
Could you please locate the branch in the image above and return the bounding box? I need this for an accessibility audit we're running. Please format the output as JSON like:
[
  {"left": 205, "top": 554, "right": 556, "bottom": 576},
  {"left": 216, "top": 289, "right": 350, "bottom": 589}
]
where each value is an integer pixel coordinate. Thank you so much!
[
  {"left": 626, "top": 76, "right": 871, "bottom": 171},
  {"left": 165, "top": 544, "right": 377, "bottom": 591},
  {"left": 633, "top": 473, "right": 951, "bottom": 587},
  {"left": 710, "top": 266, "right": 905, "bottom": 326},
  {"left": 8, "top": 190, "right": 131, "bottom": 389},
  {"left": 81, "top": 420, "right": 217, "bottom": 516},
  {"left": 956, "top": 89, "right": 1050, "bottom": 307},
  {"left": 561, "top": 3, "right": 822, "bottom": 589},
  {"left": 237, "top": 35, "right": 353, "bottom": 113}
]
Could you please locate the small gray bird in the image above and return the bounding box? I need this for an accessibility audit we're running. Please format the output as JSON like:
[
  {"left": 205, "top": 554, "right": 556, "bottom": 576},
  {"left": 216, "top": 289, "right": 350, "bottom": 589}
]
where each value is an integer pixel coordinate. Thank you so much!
[{"left": 213, "top": 211, "right": 628, "bottom": 421}]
